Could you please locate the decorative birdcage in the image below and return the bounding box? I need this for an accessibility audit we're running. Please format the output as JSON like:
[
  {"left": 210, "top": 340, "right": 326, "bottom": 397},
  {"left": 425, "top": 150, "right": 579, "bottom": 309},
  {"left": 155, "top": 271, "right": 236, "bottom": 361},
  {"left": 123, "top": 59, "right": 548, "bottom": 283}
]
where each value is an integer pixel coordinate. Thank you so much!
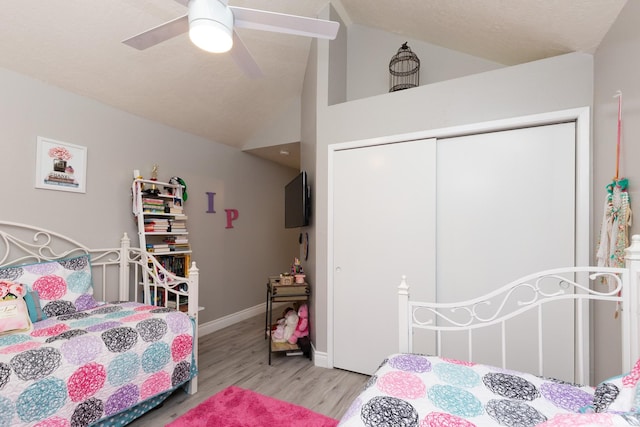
[{"left": 389, "top": 42, "right": 420, "bottom": 92}]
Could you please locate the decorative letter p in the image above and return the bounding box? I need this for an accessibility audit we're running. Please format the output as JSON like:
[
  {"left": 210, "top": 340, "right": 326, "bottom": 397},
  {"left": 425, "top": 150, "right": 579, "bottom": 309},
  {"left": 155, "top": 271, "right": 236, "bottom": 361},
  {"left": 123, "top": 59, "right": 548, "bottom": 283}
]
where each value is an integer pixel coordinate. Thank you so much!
[{"left": 225, "top": 209, "right": 239, "bottom": 229}]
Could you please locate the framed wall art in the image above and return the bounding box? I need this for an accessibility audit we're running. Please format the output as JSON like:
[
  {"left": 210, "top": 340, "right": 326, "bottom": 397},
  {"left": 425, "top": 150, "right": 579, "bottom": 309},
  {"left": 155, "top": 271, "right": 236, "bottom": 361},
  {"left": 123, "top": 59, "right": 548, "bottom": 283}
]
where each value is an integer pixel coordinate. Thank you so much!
[{"left": 35, "top": 137, "right": 87, "bottom": 193}]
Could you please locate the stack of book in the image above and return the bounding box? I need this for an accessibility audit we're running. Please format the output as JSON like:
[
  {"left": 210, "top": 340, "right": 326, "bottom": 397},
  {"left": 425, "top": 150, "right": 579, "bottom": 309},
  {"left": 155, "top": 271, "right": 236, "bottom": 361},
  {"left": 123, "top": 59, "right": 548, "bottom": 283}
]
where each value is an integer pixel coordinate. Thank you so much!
[
  {"left": 165, "top": 200, "right": 184, "bottom": 214},
  {"left": 170, "top": 219, "right": 187, "bottom": 233},
  {"left": 163, "top": 236, "right": 189, "bottom": 252},
  {"left": 144, "top": 218, "right": 170, "bottom": 232},
  {"left": 145, "top": 243, "right": 171, "bottom": 254},
  {"left": 142, "top": 198, "right": 165, "bottom": 213}
]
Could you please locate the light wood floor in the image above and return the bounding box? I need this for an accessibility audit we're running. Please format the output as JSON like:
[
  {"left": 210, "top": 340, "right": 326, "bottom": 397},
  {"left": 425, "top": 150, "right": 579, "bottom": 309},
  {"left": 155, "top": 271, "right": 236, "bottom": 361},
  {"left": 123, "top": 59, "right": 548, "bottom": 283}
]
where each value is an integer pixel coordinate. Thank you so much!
[{"left": 128, "top": 313, "right": 370, "bottom": 426}]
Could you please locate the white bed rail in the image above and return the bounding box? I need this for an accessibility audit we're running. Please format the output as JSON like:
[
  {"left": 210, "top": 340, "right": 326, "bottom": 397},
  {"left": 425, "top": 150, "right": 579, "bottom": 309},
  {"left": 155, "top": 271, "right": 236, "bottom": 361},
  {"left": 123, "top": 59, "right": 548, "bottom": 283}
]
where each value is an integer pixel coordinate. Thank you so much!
[{"left": 399, "top": 234, "right": 640, "bottom": 385}]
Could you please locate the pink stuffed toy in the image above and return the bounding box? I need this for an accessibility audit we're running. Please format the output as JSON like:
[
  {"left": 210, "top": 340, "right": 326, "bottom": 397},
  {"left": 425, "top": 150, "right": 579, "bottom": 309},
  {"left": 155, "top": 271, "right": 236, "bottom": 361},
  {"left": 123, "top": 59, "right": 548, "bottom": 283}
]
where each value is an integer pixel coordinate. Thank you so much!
[{"left": 288, "top": 304, "right": 309, "bottom": 344}]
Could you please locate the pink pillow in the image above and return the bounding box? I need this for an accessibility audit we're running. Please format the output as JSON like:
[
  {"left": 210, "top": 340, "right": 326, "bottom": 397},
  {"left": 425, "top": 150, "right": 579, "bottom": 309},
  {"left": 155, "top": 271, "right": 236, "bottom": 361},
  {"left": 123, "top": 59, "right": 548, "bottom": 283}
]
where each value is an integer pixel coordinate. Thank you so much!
[
  {"left": 0, "top": 297, "right": 31, "bottom": 335},
  {"left": 0, "top": 255, "right": 98, "bottom": 317}
]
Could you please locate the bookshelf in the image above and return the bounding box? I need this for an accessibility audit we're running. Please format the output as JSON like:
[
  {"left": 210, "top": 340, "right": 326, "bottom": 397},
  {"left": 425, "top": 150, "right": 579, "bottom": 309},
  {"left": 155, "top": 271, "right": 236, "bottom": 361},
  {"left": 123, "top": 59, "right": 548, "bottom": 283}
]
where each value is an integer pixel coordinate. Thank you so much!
[{"left": 132, "top": 177, "right": 191, "bottom": 312}]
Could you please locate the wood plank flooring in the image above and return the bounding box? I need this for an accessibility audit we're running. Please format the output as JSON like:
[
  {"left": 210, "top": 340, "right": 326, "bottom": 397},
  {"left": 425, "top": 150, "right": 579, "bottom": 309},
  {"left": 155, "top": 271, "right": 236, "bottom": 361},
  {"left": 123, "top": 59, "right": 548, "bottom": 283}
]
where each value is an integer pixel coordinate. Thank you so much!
[{"left": 128, "top": 313, "right": 370, "bottom": 426}]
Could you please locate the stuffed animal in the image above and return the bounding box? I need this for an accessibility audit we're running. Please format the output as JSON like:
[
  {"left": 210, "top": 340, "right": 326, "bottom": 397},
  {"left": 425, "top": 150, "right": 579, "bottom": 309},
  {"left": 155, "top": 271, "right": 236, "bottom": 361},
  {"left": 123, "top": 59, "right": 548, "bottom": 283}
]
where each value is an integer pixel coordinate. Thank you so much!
[
  {"left": 271, "top": 308, "right": 299, "bottom": 343},
  {"left": 288, "top": 304, "right": 309, "bottom": 344}
]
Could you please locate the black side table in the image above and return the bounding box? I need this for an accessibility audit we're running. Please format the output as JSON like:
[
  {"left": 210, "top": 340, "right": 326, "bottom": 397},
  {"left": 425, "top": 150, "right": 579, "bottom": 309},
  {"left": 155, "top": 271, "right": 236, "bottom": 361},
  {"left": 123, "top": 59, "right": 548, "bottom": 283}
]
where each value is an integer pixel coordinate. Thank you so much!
[{"left": 265, "top": 279, "right": 311, "bottom": 365}]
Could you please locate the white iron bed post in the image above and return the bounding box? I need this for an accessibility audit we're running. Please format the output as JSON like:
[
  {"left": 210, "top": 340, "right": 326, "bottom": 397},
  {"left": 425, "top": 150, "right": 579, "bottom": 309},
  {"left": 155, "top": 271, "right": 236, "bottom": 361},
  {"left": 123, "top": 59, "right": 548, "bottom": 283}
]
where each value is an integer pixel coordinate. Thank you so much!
[
  {"left": 118, "top": 233, "right": 131, "bottom": 301},
  {"left": 186, "top": 261, "right": 199, "bottom": 395},
  {"left": 625, "top": 234, "right": 640, "bottom": 370},
  {"left": 398, "top": 275, "right": 410, "bottom": 353}
]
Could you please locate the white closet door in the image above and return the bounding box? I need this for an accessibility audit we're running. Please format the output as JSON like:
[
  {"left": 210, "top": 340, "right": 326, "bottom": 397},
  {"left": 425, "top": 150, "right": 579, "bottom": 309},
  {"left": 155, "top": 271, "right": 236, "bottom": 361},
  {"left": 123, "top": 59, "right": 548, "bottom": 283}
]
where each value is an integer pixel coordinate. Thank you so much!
[
  {"left": 333, "top": 139, "right": 437, "bottom": 374},
  {"left": 436, "top": 122, "right": 576, "bottom": 380}
]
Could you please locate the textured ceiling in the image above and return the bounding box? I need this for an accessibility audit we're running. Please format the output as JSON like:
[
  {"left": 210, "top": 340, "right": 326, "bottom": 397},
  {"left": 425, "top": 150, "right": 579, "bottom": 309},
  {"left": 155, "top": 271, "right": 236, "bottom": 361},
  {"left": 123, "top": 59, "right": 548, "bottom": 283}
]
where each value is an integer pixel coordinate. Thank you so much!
[
  {"left": 0, "top": 0, "right": 627, "bottom": 168},
  {"left": 340, "top": 0, "right": 627, "bottom": 65}
]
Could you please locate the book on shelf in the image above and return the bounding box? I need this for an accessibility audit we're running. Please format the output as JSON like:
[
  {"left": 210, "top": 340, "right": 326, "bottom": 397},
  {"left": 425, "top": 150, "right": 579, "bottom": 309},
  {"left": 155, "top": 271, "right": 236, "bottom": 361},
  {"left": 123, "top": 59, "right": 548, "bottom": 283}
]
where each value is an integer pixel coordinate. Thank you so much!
[
  {"left": 162, "top": 236, "right": 190, "bottom": 252},
  {"left": 147, "top": 243, "right": 169, "bottom": 248},
  {"left": 142, "top": 197, "right": 164, "bottom": 204},
  {"left": 145, "top": 227, "right": 170, "bottom": 232},
  {"left": 150, "top": 254, "right": 190, "bottom": 277},
  {"left": 151, "top": 288, "right": 167, "bottom": 306},
  {"left": 145, "top": 218, "right": 169, "bottom": 224},
  {"left": 146, "top": 244, "right": 171, "bottom": 253},
  {"left": 142, "top": 199, "right": 165, "bottom": 210},
  {"left": 144, "top": 218, "right": 170, "bottom": 232},
  {"left": 163, "top": 236, "right": 188, "bottom": 243}
]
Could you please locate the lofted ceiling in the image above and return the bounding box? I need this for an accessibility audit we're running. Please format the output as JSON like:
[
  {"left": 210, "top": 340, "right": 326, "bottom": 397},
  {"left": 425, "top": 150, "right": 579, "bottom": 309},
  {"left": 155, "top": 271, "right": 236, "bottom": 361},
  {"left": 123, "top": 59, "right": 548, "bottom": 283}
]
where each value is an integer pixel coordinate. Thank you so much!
[{"left": 0, "top": 1, "right": 627, "bottom": 169}]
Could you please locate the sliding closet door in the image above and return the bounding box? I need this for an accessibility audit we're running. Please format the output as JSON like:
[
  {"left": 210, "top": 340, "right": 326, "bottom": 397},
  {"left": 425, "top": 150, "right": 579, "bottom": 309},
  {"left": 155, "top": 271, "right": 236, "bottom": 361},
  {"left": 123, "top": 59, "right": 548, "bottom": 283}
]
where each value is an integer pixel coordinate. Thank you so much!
[
  {"left": 436, "top": 122, "right": 576, "bottom": 380},
  {"left": 333, "top": 139, "right": 437, "bottom": 375}
]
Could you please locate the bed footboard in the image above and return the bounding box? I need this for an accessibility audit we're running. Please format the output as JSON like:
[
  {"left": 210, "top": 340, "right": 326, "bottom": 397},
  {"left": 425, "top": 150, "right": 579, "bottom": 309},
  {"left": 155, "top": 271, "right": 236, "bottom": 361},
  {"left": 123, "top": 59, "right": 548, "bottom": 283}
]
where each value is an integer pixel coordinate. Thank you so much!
[{"left": 399, "top": 235, "right": 640, "bottom": 385}]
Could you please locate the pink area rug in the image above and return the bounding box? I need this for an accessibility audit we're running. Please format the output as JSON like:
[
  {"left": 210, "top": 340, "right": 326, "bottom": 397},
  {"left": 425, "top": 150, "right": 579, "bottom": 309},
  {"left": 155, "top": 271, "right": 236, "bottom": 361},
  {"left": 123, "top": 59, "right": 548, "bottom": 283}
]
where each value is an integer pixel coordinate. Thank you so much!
[{"left": 167, "top": 386, "right": 339, "bottom": 427}]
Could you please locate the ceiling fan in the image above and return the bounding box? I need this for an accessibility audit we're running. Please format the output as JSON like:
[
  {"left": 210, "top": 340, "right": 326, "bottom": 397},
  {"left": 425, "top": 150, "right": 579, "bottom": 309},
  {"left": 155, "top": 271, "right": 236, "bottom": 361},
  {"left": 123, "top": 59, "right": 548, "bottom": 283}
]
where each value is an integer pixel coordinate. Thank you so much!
[{"left": 122, "top": 0, "right": 340, "bottom": 78}]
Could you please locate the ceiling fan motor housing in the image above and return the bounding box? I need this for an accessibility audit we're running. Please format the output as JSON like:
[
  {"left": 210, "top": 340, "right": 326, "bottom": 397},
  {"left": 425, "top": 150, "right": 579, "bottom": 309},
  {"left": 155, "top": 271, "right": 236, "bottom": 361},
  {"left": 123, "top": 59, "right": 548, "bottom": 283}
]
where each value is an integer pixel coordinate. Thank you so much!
[{"left": 188, "top": 0, "right": 234, "bottom": 53}]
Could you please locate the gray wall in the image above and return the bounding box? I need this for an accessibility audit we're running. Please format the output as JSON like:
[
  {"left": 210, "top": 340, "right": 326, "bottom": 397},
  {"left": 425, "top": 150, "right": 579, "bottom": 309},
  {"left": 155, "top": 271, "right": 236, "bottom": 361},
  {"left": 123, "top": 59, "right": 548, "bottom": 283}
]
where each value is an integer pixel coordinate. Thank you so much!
[
  {"left": 308, "top": 21, "right": 595, "bottom": 363},
  {"left": 0, "top": 66, "right": 299, "bottom": 327},
  {"left": 346, "top": 24, "right": 503, "bottom": 101},
  {"left": 592, "top": 0, "right": 640, "bottom": 381}
]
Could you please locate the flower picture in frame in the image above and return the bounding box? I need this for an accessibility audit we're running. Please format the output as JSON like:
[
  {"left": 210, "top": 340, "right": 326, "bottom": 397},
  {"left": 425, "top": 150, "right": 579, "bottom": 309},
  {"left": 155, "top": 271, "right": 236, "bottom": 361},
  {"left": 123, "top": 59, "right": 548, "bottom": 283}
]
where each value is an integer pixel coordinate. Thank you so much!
[{"left": 35, "top": 137, "right": 87, "bottom": 193}]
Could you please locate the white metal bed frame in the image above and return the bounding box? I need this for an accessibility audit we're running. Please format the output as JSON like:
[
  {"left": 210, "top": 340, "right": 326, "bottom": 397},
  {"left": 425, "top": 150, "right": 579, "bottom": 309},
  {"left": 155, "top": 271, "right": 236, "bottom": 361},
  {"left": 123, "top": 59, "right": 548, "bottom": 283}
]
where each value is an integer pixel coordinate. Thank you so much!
[
  {"left": 0, "top": 221, "right": 200, "bottom": 394},
  {"left": 399, "top": 234, "right": 640, "bottom": 385}
]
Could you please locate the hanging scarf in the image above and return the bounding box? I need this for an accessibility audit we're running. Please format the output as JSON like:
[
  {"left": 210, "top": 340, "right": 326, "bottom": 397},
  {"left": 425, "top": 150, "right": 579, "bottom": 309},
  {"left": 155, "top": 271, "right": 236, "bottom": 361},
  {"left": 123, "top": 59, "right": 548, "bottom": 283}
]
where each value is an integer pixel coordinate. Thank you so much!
[
  {"left": 596, "top": 178, "right": 632, "bottom": 270},
  {"left": 596, "top": 178, "right": 632, "bottom": 318}
]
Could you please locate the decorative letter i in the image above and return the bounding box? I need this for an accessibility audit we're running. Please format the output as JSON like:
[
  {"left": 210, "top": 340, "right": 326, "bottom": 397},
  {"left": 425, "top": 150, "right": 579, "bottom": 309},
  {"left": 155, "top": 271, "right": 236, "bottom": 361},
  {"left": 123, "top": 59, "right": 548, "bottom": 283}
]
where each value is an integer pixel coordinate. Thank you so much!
[{"left": 206, "top": 192, "right": 216, "bottom": 213}]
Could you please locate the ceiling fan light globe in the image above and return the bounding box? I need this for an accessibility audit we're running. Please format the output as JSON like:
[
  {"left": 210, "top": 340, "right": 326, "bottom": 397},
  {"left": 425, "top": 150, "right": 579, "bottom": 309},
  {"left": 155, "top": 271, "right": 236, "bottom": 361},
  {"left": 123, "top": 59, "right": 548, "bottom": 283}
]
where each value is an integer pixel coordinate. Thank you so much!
[
  {"left": 188, "top": 0, "right": 234, "bottom": 53},
  {"left": 189, "top": 20, "right": 233, "bottom": 53}
]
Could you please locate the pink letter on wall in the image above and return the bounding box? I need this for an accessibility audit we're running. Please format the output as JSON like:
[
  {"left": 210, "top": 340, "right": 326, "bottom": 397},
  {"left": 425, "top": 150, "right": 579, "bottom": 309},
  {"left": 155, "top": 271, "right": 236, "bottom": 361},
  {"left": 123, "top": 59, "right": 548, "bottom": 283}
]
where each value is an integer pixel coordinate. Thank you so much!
[{"left": 225, "top": 209, "right": 239, "bottom": 229}]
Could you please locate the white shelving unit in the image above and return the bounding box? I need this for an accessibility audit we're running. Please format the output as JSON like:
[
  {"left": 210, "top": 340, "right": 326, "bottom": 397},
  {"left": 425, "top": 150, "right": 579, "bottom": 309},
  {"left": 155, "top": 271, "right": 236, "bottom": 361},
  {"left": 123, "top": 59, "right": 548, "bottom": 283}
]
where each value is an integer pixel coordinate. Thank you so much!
[{"left": 132, "top": 178, "right": 192, "bottom": 312}]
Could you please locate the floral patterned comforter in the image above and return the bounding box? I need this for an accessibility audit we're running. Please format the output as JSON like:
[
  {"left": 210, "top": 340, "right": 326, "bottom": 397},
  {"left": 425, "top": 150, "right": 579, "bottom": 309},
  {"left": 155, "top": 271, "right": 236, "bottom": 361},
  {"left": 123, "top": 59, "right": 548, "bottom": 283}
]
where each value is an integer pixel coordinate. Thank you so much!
[
  {"left": 338, "top": 354, "right": 640, "bottom": 427},
  {"left": 0, "top": 302, "right": 195, "bottom": 427}
]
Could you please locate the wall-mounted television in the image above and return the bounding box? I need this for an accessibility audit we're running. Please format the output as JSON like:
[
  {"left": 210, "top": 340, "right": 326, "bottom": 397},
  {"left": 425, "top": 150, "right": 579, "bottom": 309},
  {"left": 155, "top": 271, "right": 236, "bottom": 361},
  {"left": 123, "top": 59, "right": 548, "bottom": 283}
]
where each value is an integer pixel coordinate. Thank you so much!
[{"left": 285, "top": 171, "right": 310, "bottom": 228}]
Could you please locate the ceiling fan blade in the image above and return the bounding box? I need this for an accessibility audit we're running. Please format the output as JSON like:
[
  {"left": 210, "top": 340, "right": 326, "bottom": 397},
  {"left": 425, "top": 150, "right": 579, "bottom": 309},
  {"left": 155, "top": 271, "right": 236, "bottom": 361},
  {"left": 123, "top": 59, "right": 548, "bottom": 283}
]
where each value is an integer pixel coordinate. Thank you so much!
[
  {"left": 230, "top": 6, "right": 339, "bottom": 40},
  {"left": 230, "top": 30, "right": 264, "bottom": 79},
  {"left": 122, "top": 14, "right": 189, "bottom": 50}
]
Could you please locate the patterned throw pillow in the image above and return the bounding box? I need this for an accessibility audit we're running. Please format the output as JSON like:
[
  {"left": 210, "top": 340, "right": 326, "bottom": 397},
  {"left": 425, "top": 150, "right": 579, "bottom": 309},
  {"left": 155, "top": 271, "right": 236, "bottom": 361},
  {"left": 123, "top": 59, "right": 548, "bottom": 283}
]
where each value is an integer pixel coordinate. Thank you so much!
[
  {"left": 23, "top": 290, "right": 47, "bottom": 323},
  {"left": 592, "top": 358, "right": 640, "bottom": 413},
  {"left": 0, "top": 254, "right": 98, "bottom": 317}
]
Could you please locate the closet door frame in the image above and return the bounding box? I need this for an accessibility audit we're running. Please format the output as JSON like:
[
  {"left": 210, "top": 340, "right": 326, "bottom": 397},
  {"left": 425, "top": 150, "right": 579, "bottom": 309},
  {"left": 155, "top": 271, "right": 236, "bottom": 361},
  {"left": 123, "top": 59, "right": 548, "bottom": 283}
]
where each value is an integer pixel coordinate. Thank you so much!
[{"left": 326, "top": 106, "right": 591, "bottom": 370}]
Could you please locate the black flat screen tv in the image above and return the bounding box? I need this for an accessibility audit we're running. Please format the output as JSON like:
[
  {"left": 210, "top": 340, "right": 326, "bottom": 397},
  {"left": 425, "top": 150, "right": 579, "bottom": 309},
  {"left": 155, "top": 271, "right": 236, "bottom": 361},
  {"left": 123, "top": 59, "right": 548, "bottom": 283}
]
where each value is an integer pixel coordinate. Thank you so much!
[{"left": 285, "top": 171, "right": 310, "bottom": 228}]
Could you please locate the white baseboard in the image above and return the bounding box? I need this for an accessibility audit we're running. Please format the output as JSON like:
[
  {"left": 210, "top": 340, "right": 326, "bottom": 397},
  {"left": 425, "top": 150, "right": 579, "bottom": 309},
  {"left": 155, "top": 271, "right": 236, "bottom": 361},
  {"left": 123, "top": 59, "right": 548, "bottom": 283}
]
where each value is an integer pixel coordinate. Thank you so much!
[
  {"left": 313, "top": 345, "right": 329, "bottom": 368},
  {"left": 198, "top": 301, "right": 288, "bottom": 337}
]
